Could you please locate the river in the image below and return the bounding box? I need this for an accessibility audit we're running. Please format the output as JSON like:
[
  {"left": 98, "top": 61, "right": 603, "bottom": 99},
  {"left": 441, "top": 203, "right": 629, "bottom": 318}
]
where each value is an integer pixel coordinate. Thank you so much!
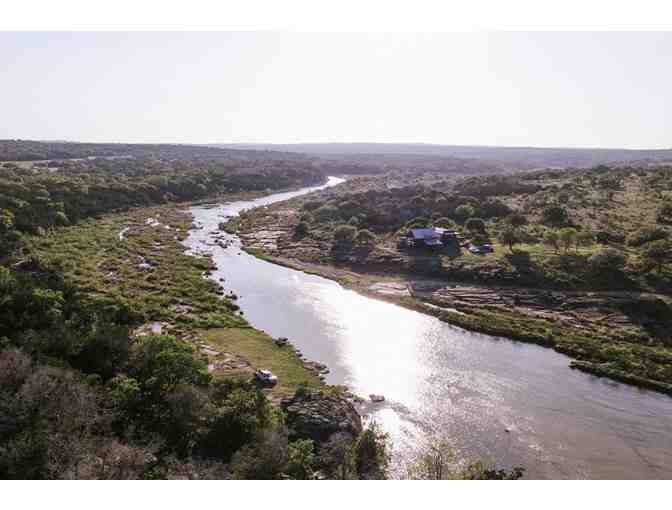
[{"left": 184, "top": 176, "right": 672, "bottom": 479}]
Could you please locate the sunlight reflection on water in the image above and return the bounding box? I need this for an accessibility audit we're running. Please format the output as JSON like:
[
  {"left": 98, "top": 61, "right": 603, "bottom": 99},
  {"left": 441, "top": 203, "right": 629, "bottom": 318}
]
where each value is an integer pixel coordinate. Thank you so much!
[{"left": 184, "top": 177, "right": 672, "bottom": 479}]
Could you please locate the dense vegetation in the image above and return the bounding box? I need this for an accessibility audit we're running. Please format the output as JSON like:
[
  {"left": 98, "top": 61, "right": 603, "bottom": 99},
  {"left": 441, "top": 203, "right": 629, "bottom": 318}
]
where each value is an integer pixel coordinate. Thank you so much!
[
  {"left": 0, "top": 154, "right": 324, "bottom": 259},
  {"left": 0, "top": 144, "right": 394, "bottom": 479},
  {"left": 287, "top": 166, "right": 672, "bottom": 292},
  {"left": 0, "top": 140, "right": 311, "bottom": 162}
]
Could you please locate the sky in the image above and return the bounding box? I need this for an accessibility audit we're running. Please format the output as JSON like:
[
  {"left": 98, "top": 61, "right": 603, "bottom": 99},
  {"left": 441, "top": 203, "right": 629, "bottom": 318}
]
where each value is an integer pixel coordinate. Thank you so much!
[{"left": 1, "top": 31, "right": 671, "bottom": 149}]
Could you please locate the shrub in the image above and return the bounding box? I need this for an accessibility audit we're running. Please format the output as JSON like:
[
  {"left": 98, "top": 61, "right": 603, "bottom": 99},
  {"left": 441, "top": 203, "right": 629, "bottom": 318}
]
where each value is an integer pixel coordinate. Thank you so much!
[
  {"left": 353, "top": 422, "right": 389, "bottom": 480},
  {"left": 642, "top": 239, "right": 672, "bottom": 273},
  {"left": 543, "top": 230, "right": 560, "bottom": 253},
  {"left": 405, "top": 216, "right": 430, "bottom": 229},
  {"left": 433, "top": 217, "right": 456, "bottom": 229},
  {"left": 302, "top": 200, "right": 322, "bottom": 211},
  {"left": 294, "top": 221, "right": 309, "bottom": 238},
  {"left": 465, "top": 217, "right": 486, "bottom": 234},
  {"left": 658, "top": 202, "right": 672, "bottom": 224},
  {"left": 589, "top": 248, "right": 627, "bottom": 274},
  {"left": 595, "top": 229, "right": 625, "bottom": 244},
  {"left": 455, "top": 204, "right": 475, "bottom": 221},
  {"left": 628, "top": 227, "right": 669, "bottom": 247},
  {"left": 498, "top": 227, "right": 519, "bottom": 252},
  {"left": 558, "top": 228, "right": 577, "bottom": 253},
  {"left": 479, "top": 199, "right": 512, "bottom": 218},
  {"left": 355, "top": 229, "right": 376, "bottom": 247},
  {"left": 333, "top": 225, "right": 358, "bottom": 247},
  {"left": 314, "top": 205, "right": 338, "bottom": 222},
  {"left": 542, "top": 205, "right": 569, "bottom": 226},
  {"left": 506, "top": 212, "right": 528, "bottom": 229}
]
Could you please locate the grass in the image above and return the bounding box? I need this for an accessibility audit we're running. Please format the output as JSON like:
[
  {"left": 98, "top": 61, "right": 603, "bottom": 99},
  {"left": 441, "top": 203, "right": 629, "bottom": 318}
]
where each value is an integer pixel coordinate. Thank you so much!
[
  {"left": 28, "top": 202, "right": 324, "bottom": 400},
  {"left": 203, "top": 327, "right": 322, "bottom": 401}
]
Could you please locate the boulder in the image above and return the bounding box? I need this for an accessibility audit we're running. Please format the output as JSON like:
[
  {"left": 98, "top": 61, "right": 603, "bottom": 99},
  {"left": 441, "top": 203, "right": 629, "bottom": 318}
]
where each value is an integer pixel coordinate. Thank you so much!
[{"left": 281, "top": 390, "right": 363, "bottom": 445}]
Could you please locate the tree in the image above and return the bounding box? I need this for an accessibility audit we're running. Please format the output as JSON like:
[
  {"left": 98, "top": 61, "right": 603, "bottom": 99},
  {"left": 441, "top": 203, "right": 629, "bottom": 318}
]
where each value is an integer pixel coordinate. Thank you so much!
[
  {"left": 543, "top": 230, "right": 560, "bottom": 253},
  {"left": 465, "top": 217, "right": 486, "bottom": 234},
  {"left": 314, "top": 205, "right": 338, "bottom": 222},
  {"left": 318, "top": 433, "right": 355, "bottom": 480},
  {"left": 589, "top": 248, "right": 627, "bottom": 275},
  {"left": 454, "top": 204, "right": 475, "bottom": 222},
  {"left": 576, "top": 230, "right": 594, "bottom": 252},
  {"left": 658, "top": 201, "right": 672, "bottom": 224},
  {"left": 355, "top": 229, "right": 376, "bottom": 247},
  {"left": 286, "top": 439, "right": 316, "bottom": 480},
  {"left": 353, "top": 422, "right": 389, "bottom": 480},
  {"left": 506, "top": 212, "right": 528, "bottom": 229},
  {"left": 294, "top": 221, "right": 309, "bottom": 238},
  {"left": 433, "top": 217, "right": 455, "bottom": 229},
  {"left": 498, "top": 227, "right": 519, "bottom": 252},
  {"left": 642, "top": 239, "right": 672, "bottom": 273},
  {"left": 542, "top": 205, "right": 569, "bottom": 226},
  {"left": 333, "top": 225, "right": 358, "bottom": 248},
  {"left": 558, "top": 228, "right": 577, "bottom": 253}
]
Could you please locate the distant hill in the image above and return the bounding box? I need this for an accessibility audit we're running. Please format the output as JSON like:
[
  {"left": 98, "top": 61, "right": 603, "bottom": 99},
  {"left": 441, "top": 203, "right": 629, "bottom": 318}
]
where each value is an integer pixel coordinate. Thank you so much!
[
  {"left": 0, "top": 140, "right": 309, "bottom": 163},
  {"left": 214, "top": 143, "right": 672, "bottom": 169}
]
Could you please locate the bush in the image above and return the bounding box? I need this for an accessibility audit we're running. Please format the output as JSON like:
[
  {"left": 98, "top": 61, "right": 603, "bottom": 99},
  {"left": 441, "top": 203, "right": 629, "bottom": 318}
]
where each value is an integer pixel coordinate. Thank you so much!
[
  {"left": 479, "top": 199, "right": 512, "bottom": 219},
  {"left": 589, "top": 248, "right": 627, "bottom": 274},
  {"left": 465, "top": 217, "right": 486, "bottom": 234},
  {"left": 506, "top": 212, "right": 528, "bottom": 229},
  {"left": 657, "top": 201, "right": 672, "bottom": 224},
  {"left": 498, "top": 227, "right": 519, "bottom": 252},
  {"left": 333, "top": 225, "right": 358, "bottom": 247},
  {"left": 455, "top": 204, "right": 475, "bottom": 221},
  {"left": 355, "top": 229, "right": 376, "bottom": 247},
  {"left": 314, "top": 205, "right": 338, "bottom": 222},
  {"left": 628, "top": 227, "right": 669, "bottom": 247},
  {"left": 542, "top": 205, "right": 569, "bottom": 226},
  {"left": 595, "top": 229, "right": 625, "bottom": 244},
  {"left": 642, "top": 239, "right": 672, "bottom": 273},
  {"left": 294, "top": 221, "right": 309, "bottom": 238},
  {"left": 405, "top": 217, "right": 431, "bottom": 229},
  {"left": 433, "top": 217, "right": 456, "bottom": 229}
]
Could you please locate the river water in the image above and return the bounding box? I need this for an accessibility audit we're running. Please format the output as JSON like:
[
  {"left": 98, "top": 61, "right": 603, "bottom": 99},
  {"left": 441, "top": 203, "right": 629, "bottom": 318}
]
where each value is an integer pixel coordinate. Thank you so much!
[{"left": 184, "top": 176, "right": 672, "bottom": 479}]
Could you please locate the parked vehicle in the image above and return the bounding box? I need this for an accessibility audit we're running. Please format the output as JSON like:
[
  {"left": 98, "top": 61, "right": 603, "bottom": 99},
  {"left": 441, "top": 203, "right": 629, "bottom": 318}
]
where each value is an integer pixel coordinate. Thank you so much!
[{"left": 254, "top": 369, "right": 278, "bottom": 386}]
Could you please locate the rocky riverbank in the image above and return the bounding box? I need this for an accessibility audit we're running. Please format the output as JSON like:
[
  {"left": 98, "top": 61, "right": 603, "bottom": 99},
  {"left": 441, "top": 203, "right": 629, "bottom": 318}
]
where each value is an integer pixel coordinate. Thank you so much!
[{"left": 229, "top": 209, "right": 672, "bottom": 396}]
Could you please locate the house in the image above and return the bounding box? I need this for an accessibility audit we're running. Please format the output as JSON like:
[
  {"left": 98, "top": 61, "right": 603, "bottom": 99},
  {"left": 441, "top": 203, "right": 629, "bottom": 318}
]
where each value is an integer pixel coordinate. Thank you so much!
[{"left": 404, "top": 227, "right": 459, "bottom": 249}]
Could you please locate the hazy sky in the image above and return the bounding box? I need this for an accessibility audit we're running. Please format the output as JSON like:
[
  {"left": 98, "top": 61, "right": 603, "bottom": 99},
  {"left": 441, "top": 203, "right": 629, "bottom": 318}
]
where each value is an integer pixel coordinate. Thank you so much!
[{"left": 1, "top": 31, "right": 671, "bottom": 148}]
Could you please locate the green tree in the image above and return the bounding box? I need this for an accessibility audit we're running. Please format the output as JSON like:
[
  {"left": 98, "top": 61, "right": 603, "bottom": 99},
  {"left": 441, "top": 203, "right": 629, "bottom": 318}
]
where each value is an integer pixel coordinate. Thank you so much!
[
  {"left": 542, "top": 205, "right": 569, "bottom": 226},
  {"left": 506, "top": 212, "right": 528, "bottom": 229},
  {"left": 333, "top": 225, "right": 358, "bottom": 248},
  {"left": 286, "top": 439, "right": 316, "bottom": 480},
  {"left": 589, "top": 248, "right": 627, "bottom": 275},
  {"left": 353, "top": 422, "right": 389, "bottom": 480},
  {"left": 294, "top": 221, "right": 309, "bottom": 238},
  {"left": 543, "top": 230, "right": 560, "bottom": 253},
  {"left": 642, "top": 239, "right": 672, "bottom": 273},
  {"left": 465, "top": 217, "right": 486, "bottom": 234},
  {"left": 454, "top": 204, "right": 475, "bottom": 222},
  {"left": 658, "top": 201, "right": 672, "bottom": 224},
  {"left": 355, "top": 229, "right": 376, "bottom": 247},
  {"left": 433, "top": 217, "right": 456, "bottom": 229},
  {"left": 558, "top": 228, "right": 577, "bottom": 253},
  {"left": 498, "top": 227, "right": 519, "bottom": 252},
  {"left": 576, "top": 230, "right": 594, "bottom": 252}
]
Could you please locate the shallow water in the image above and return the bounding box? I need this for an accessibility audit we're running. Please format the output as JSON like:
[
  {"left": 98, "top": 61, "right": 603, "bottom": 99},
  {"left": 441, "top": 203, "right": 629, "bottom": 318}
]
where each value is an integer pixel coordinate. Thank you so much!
[{"left": 184, "top": 177, "right": 672, "bottom": 479}]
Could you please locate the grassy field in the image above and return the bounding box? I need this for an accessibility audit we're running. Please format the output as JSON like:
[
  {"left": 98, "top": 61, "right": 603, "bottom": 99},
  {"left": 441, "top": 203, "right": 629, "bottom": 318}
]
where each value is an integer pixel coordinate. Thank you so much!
[{"left": 204, "top": 328, "right": 322, "bottom": 401}]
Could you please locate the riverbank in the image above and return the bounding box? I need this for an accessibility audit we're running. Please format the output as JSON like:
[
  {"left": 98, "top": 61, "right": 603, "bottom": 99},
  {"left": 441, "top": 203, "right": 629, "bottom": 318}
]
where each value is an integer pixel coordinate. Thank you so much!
[
  {"left": 28, "top": 200, "right": 325, "bottom": 403},
  {"left": 233, "top": 205, "right": 672, "bottom": 397}
]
